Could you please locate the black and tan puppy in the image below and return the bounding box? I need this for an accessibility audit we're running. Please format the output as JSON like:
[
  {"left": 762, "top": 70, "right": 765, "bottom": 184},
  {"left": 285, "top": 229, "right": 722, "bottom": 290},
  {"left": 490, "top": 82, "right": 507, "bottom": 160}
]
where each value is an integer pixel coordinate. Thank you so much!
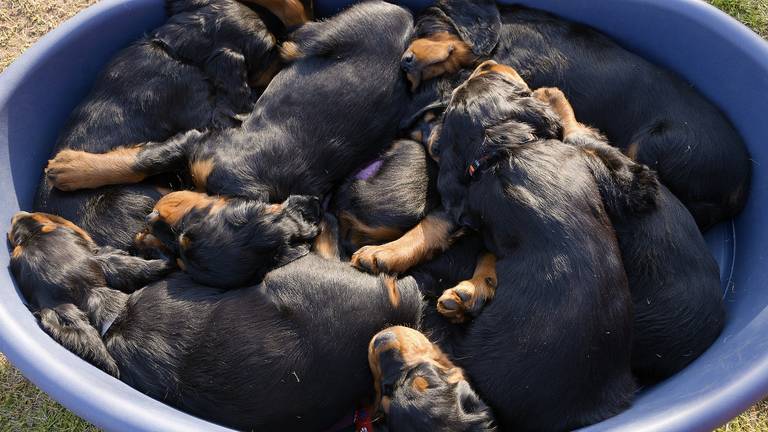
[
  {"left": 369, "top": 326, "right": 496, "bottom": 432},
  {"left": 34, "top": 0, "right": 303, "bottom": 251},
  {"left": 44, "top": 1, "right": 414, "bottom": 288},
  {"left": 433, "top": 62, "right": 636, "bottom": 430},
  {"left": 533, "top": 87, "right": 725, "bottom": 383},
  {"left": 403, "top": 0, "right": 750, "bottom": 230},
  {"left": 332, "top": 139, "right": 440, "bottom": 257},
  {"left": 8, "top": 212, "right": 423, "bottom": 431}
]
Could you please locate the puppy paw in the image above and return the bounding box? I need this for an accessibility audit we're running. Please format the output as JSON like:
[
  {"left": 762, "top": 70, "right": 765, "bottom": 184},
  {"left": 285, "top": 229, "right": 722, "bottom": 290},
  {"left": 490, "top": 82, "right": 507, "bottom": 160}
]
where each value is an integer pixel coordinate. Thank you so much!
[
  {"left": 532, "top": 87, "right": 573, "bottom": 120},
  {"left": 436, "top": 275, "right": 497, "bottom": 324},
  {"left": 351, "top": 244, "right": 411, "bottom": 275},
  {"left": 45, "top": 150, "right": 98, "bottom": 191}
]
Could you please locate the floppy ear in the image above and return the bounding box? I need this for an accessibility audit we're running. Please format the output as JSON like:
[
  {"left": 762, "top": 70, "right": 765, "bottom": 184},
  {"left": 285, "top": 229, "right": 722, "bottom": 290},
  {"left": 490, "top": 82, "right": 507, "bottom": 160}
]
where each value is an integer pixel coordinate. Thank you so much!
[
  {"left": 438, "top": 0, "right": 501, "bottom": 57},
  {"left": 275, "top": 243, "right": 311, "bottom": 267},
  {"left": 568, "top": 132, "right": 660, "bottom": 217},
  {"left": 37, "top": 304, "right": 120, "bottom": 378},
  {"left": 455, "top": 379, "right": 495, "bottom": 423}
]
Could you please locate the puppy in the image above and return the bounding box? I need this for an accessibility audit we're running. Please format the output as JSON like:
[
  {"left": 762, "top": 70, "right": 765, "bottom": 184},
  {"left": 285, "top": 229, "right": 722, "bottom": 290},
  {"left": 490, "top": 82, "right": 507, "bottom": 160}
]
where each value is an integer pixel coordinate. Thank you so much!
[
  {"left": 332, "top": 139, "right": 439, "bottom": 257},
  {"left": 403, "top": 0, "right": 751, "bottom": 230},
  {"left": 369, "top": 326, "right": 496, "bottom": 432},
  {"left": 9, "top": 212, "right": 424, "bottom": 431},
  {"left": 45, "top": 1, "right": 414, "bottom": 287},
  {"left": 434, "top": 61, "right": 636, "bottom": 430},
  {"left": 533, "top": 87, "right": 725, "bottom": 383},
  {"left": 143, "top": 191, "right": 321, "bottom": 287},
  {"left": 35, "top": 0, "right": 298, "bottom": 251}
]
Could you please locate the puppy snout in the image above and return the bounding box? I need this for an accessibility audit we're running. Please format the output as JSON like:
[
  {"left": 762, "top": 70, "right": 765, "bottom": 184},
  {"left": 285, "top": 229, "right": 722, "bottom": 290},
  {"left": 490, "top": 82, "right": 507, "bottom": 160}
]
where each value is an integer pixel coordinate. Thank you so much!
[
  {"left": 401, "top": 51, "right": 416, "bottom": 71},
  {"left": 11, "top": 211, "right": 31, "bottom": 227},
  {"left": 146, "top": 210, "right": 160, "bottom": 224},
  {"left": 373, "top": 330, "right": 398, "bottom": 352}
]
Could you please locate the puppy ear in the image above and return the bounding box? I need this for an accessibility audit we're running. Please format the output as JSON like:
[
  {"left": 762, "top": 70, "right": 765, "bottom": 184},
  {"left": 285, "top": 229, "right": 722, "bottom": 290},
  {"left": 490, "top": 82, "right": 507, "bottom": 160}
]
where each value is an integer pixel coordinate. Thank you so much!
[
  {"left": 455, "top": 379, "right": 495, "bottom": 421},
  {"left": 37, "top": 304, "right": 120, "bottom": 378},
  {"left": 438, "top": 0, "right": 501, "bottom": 57},
  {"left": 276, "top": 243, "right": 311, "bottom": 267},
  {"left": 568, "top": 133, "right": 660, "bottom": 216}
]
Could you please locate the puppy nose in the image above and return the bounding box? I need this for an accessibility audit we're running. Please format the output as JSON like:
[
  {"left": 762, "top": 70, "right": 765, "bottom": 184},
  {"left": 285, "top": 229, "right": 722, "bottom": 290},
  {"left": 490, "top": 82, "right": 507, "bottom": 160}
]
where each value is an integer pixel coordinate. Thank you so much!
[
  {"left": 373, "top": 331, "right": 398, "bottom": 352},
  {"left": 11, "top": 211, "right": 31, "bottom": 226},
  {"left": 401, "top": 52, "right": 416, "bottom": 70},
  {"left": 146, "top": 210, "right": 160, "bottom": 224}
]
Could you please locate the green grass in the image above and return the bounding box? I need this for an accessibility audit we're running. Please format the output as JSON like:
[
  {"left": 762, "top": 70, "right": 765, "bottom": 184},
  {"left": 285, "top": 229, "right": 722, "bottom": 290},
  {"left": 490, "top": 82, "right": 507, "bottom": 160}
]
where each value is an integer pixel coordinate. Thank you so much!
[
  {"left": 0, "top": 354, "right": 98, "bottom": 431},
  {"left": 710, "top": 0, "right": 768, "bottom": 37},
  {"left": 1, "top": 0, "right": 767, "bottom": 430}
]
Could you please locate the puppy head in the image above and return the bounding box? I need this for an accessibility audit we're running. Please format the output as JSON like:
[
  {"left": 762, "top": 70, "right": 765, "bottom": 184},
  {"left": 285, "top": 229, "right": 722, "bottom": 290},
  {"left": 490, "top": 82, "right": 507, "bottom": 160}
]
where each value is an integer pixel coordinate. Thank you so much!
[
  {"left": 402, "top": 0, "right": 501, "bottom": 90},
  {"left": 8, "top": 212, "right": 101, "bottom": 310},
  {"left": 145, "top": 192, "right": 321, "bottom": 288},
  {"left": 436, "top": 61, "right": 563, "bottom": 227},
  {"left": 369, "top": 326, "right": 495, "bottom": 431}
]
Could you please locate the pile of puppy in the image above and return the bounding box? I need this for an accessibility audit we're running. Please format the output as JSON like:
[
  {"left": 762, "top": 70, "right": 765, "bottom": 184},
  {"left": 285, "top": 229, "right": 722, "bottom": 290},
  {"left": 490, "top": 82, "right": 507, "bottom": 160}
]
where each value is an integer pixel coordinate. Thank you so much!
[{"left": 8, "top": 0, "right": 751, "bottom": 430}]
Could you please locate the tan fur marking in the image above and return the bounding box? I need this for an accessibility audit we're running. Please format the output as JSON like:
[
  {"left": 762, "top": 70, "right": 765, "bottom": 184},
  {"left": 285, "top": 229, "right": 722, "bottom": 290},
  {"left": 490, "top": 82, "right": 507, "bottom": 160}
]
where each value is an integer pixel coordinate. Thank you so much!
[
  {"left": 626, "top": 142, "right": 641, "bottom": 161},
  {"left": 152, "top": 191, "right": 228, "bottom": 228},
  {"left": 405, "top": 32, "right": 477, "bottom": 90},
  {"left": 46, "top": 147, "right": 145, "bottom": 191},
  {"left": 189, "top": 158, "right": 215, "bottom": 192},
  {"left": 242, "top": 0, "right": 309, "bottom": 27},
  {"left": 31, "top": 213, "right": 93, "bottom": 243},
  {"left": 469, "top": 60, "right": 529, "bottom": 91},
  {"left": 368, "top": 326, "right": 464, "bottom": 413},
  {"left": 383, "top": 275, "right": 400, "bottom": 308},
  {"left": 313, "top": 218, "right": 340, "bottom": 261},
  {"left": 339, "top": 212, "right": 405, "bottom": 251},
  {"left": 179, "top": 234, "right": 191, "bottom": 250},
  {"left": 412, "top": 376, "right": 429, "bottom": 392},
  {"left": 11, "top": 245, "right": 23, "bottom": 258},
  {"left": 279, "top": 41, "right": 302, "bottom": 62},
  {"left": 350, "top": 213, "right": 454, "bottom": 274},
  {"left": 134, "top": 231, "right": 165, "bottom": 250},
  {"left": 437, "top": 253, "right": 497, "bottom": 323}
]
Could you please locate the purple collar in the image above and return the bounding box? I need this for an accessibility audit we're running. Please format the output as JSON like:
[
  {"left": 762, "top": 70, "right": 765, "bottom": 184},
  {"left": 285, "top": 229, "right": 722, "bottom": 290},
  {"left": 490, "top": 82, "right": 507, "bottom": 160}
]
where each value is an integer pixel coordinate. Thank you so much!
[{"left": 355, "top": 160, "right": 384, "bottom": 180}]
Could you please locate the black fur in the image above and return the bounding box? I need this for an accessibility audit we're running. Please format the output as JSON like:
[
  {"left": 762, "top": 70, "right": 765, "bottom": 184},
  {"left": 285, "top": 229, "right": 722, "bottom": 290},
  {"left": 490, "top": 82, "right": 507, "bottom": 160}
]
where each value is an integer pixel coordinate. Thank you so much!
[
  {"left": 332, "top": 140, "right": 439, "bottom": 256},
  {"left": 35, "top": 0, "right": 280, "bottom": 251},
  {"left": 9, "top": 213, "right": 424, "bottom": 431},
  {"left": 434, "top": 70, "right": 635, "bottom": 430},
  {"left": 565, "top": 131, "right": 725, "bottom": 383},
  {"left": 54, "top": 1, "right": 415, "bottom": 288},
  {"left": 409, "top": 2, "right": 751, "bottom": 230}
]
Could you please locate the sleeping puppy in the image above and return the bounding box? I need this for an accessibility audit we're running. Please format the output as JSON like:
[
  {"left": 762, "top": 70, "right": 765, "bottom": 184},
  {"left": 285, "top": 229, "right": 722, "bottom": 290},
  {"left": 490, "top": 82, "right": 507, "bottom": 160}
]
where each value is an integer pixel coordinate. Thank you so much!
[
  {"left": 533, "top": 87, "right": 725, "bottom": 383},
  {"left": 403, "top": 0, "right": 751, "bottom": 230},
  {"left": 44, "top": 1, "right": 414, "bottom": 288},
  {"left": 35, "top": 0, "right": 301, "bottom": 251},
  {"left": 369, "top": 326, "right": 496, "bottom": 432},
  {"left": 332, "top": 139, "right": 440, "bottom": 258},
  {"left": 8, "top": 212, "right": 423, "bottom": 431},
  {"left": 433, "top": 61, "right": 636, "bottom": 430}
]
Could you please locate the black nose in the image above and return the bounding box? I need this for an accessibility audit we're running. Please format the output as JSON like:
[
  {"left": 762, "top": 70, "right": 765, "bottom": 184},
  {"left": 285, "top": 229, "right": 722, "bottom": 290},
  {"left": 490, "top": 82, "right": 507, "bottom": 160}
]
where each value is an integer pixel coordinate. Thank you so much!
[
  {"left": 146, "top": 210, "right": 160, "bottom": 224},
  {"left": 401, "top": 52, "right": 415, "bottom": 70},
  {"left": 373, "top": 331, "right": 397, "bottom": 351}
]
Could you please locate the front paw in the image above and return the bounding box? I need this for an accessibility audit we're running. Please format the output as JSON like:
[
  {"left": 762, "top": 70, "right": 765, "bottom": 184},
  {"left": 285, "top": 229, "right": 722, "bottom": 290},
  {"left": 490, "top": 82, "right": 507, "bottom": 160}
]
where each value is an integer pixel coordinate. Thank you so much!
[
  {"left": 45, "top": 150, "right": 97, "bottom": 191},
  {"left": 351, "top": 244, "right": 410, "bottom": 275}
]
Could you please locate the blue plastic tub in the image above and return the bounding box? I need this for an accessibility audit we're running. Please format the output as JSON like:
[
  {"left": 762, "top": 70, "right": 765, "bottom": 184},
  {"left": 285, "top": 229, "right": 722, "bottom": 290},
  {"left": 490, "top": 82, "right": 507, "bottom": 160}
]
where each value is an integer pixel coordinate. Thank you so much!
[{"left": 0, "top": 0, "right": 766, "bottom": 430}]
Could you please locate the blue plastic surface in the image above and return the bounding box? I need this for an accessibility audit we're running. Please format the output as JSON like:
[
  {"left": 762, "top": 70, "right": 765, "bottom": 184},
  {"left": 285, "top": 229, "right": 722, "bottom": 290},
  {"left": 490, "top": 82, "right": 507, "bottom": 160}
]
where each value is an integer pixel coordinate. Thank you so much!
[{"left": 0, "top": 1, "right": 766, "bottom": 431}]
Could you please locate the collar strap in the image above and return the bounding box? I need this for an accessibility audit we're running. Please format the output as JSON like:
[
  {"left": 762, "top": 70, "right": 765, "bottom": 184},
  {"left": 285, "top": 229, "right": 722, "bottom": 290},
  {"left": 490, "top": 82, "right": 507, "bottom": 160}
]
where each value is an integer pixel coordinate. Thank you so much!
[{"left": 466, "top": 153, "right": 501, "bottom": 181}]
